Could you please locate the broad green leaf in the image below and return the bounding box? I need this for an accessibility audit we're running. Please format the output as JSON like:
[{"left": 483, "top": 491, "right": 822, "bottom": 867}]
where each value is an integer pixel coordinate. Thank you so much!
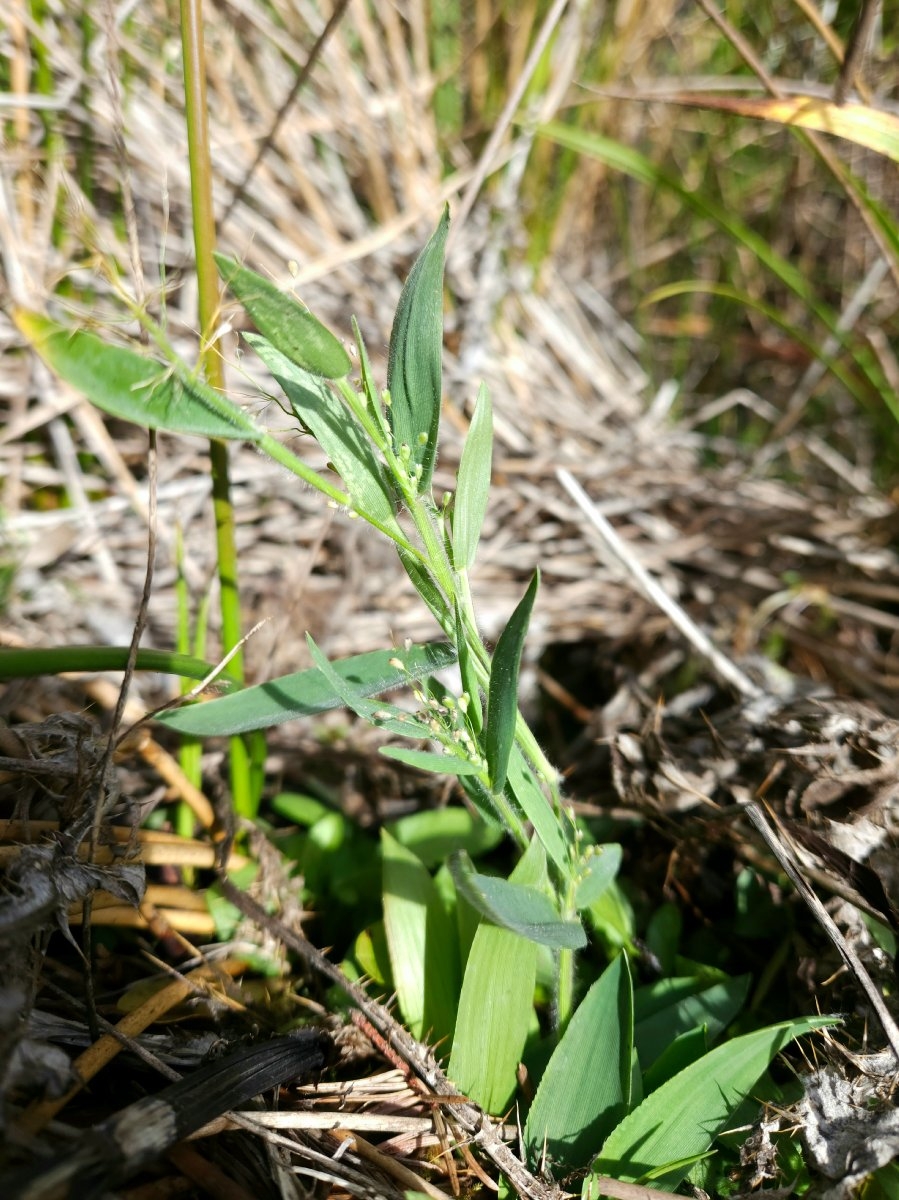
[
  {"left": 379, "top": 746, "right": 484, "bottom": 777},
  {"left": 573, "top": 845, "right": 622, "bottom": 910},
  {"left": 0, "top": 645, "right": 238, "bottom": 687},
  {"left": 525, "top": 955, "right": 633, "bottom": 1170},
  {"left": 381, "top": 828, "right": 458, "bottom": 1042},
  {"left": 505, "top": 746, "right": 570, "bottom": 871},
  {"left": 485, "top": 571, "right": 539, "bottom": 795},
  {"left": 158, "top": 642, "right": 455, "bottom": 736},
  {"left": 449, "top": 849, "right": 586, "bottom": 949},
  {"left": 452, "top": 383, "right": 493, "bottom": 570},
  {"left": 634, "top": 973, "right": 750, "bottom": 1066},
  {"left": 386, "top": 208, "right": 449, "bottom": 493},
  {"left": 305, "top": 636, "right": 435, "bottom": 740},
  {"left": 247, "top": 334, "right": 402, "bottom": 536},
  {"left": 388, "top": 808, "right": 503, "bottom": 869},
  {"left": 448, "top": 839, "right": 543, "bottom": 1113},
  {"left": 215, "top": 254, "right": 351, "bottom": 378},
  {"left": 586, "top": 878, "right": 637, "bottom": 956},
  {"left": 15, "top": 312, "right": 260, "bottom": 441},
  {"left": 588, "top": 1015, "right": 838, "bottom": 1193}
]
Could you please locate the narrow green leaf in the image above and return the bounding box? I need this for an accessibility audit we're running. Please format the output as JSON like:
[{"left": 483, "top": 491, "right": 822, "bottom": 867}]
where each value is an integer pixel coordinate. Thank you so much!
[
  {"left": 485, "top": 571, "right": 539, "bottom": 795},
  {"left": 449, "top": 849, "right": 586, "bottom": 949},
  {"left": 588, "top": 1015, "right": 838, "bottom": 1193},
  {"left": 16, "top": 312, "right": 260, "bottom": 441},
  {"left": 454, "top": 599, "right": 483, "bottom": 733},
  {"left": 536, "top": 122, "right": 892, "bottom": 412},
  {"left": 0, "top": 645, "right": 238, "bottom": 687},
  {"left": 305, "top": 636, "right": 435, "bottom": 740},
  {"left": 388, "top": 808, "right": 503, "bottom": 869},
  {"left": 573, "top": 845, "right": 623, "bottom": 910},
  {"left": 525, "top": 955, "right": 633, "bottom": 1170},
  {"left": 379, "top": 746, "right": 484, "bottom": 777},
  {"left": 158, "top": 643, "right": 455, "bottom": 736},
  {"left": 398, "top": 547, "right": 450, "bottom": 628},
  {"left": 505, "top": 746, "right": 570, "bottom": 871},
  {"left": 381, "top": 829, "right": 458, "bottom": 1042},
  {"left": 452, "top": 383, "right": 493, "bottom": 570},
  {"left": 247, "top": 334, "right": 401, "bottom": 535},
  {"left": 448, "top": 839, "right": 543, "bottom": 1113},
  {"left": 386, "top": 208, "right": 449, "bottom": 494},
  {"left": 215, "top": 254, "right": 351, "bottom": 378},
  {"left": 634, "top": 974, "right": 750, "bottom": 1066},
  {"left": 352, "top": 316, "right": 391, "bottom": 435}
]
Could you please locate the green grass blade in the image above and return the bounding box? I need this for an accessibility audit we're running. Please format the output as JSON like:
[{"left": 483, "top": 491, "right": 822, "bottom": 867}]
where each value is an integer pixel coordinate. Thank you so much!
[
  {"left": 449, "top": 848, "right": 586, "bottom": 949},
  {"left": 485, "top": 570, "right": 539, "bottom": 796},
  {"left": 448, "top": 838, "right": 543, "bottom": 1113},
  {"left": 15, "top": 311, "right": 260, "bottom": 441},
  {"left": 588, "top": 1015, "right": 838, "bottom": 1193},
  {"left": 247, "top": 334, "right": 402, "bottom": 535},
  {"left": 381, "top": 828, "right": 458, "bottom": 1043},
  {"left": 386, "top": 207, "right": 449, "bottom": 494},
  {"left": 0, "top": 645, "right": 239, "bottom": 686},
  {"left": 525, "top": 954, "right": 633, "bottom": 1170},
  {"left": 158, "top": 643, "right": 455, "bottom": 735},
  {"left": 452, "top": 382, "right": 493, "bottom": 570},
  {"left": 214, "top": 253, "right": 351, "bottom": 378},
  {"left": 537, "top": 122, "right": 891, "bottom": 404}
]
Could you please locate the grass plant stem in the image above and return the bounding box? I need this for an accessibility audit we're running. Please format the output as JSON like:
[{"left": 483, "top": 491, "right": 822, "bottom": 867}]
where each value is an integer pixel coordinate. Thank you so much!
[{"left": 180, "top": 0, "right": 254, "bottom": 816}]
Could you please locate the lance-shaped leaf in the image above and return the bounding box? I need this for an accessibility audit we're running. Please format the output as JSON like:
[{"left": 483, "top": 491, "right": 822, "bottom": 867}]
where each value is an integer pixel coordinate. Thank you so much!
[
  {"left": 305, "top": 634, "right": 435, "bottom": 740},
  {"left": 379, "top": 746, "right": 484, "bottom": 777},
  {"left": 215, "top": 254, "right": 351, "bottom": 379},
  {"left": 449, "top": 849, "right": 586, "bottom": 949},
  {"left": 15, "top": 312, "right": 260, "bottom": 441},
  {"left": 247, "top": 334, "right": 401, "bottom": 535},
  {"left": 448, "top": 838, "right": 543, "bottom": 1113},
  {"left": 158, "top": 643, "right": 455, "bottom": 736},
  {"left": 386, "top": 208, "right": 449, "bottom": 493},
  {"left": 573, "top": 844, "right": 623, "bottom": 910},
  {"left": 505, "top": 746, "right": 570, "bottom": 870},
  {"left": 452, "top": 383, "right": 493, "bottom": 570},
  {"left": 588, "top": 1015, "right": 838, "bottom": 1193},
  {"left": 485, "top": 570, "right": 539, "bottom": 795},
  {"left": 525, "top": 954, "right": 633, "bottom": 1169},
  {"left": 381, "top": 829, "right": 458, "bottom": 1043}
]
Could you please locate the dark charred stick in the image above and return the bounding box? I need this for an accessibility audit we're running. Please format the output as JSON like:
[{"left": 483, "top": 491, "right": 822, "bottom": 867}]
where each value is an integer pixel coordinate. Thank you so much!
[{"left": 5, "top": 1030, "right": 330, "bottom": 1200}]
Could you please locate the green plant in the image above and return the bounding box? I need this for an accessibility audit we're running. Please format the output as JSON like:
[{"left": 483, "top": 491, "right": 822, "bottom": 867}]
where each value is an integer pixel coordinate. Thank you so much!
[{"left": 14, "top": 207, "right": 836, "bottom": 1190}]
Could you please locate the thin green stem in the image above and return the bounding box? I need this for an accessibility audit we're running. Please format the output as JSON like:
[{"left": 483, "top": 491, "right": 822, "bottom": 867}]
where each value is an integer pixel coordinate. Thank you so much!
[{"left": 180, "top": 0, "right": 254, "bottom": 816}]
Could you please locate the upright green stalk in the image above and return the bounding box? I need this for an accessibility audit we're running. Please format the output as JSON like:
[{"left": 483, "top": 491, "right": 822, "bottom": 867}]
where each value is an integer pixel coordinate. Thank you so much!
[{"left": 180, "top": 0, "right": 255, "bottom": 816}]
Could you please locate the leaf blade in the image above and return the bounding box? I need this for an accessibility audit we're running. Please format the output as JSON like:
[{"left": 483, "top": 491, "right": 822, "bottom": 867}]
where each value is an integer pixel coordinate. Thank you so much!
[
  {"left": 525, "top": 954, "right": 634, "bottom": 1169},
  {"left": 157, "top": 643, "right": 456, "bottom": 736},
  {"left": 588, "top": 1015, "right": 838, "bottom": 1192},
  {"left": 485, "top": 571, "right": 539, "bottom": 795},
  {"left": 386, "top": 208, "right": 449, "bottom": 493},
  {"left": 447, "top": 839, "right": 543, "bottom": 1113},
  {"left": 15, "top": 312, "right": 259, "bottom": 441},
  {"left": 453, "top": 383, "right": 493, "bottom": 570},
  {"left": 215, "top": 254, "right": 351, "bottom": 378},
  {"left": 449, "top": 849, "right": 586, "bottom": 949}
]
